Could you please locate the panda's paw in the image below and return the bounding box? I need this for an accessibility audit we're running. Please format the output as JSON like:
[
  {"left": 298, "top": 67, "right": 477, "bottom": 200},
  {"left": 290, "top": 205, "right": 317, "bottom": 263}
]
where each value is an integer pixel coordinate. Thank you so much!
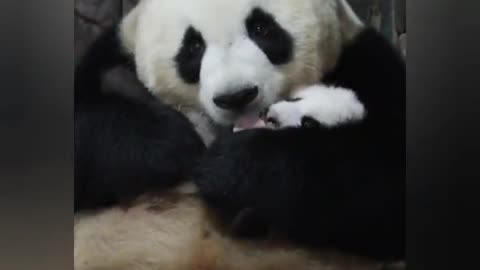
[{"left": 265, "top": 84, "right": 366, "bottom": 129}]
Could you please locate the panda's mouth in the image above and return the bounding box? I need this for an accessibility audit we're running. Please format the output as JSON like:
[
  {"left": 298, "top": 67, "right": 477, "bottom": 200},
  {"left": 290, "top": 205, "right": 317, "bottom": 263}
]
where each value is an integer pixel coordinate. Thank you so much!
[{"left": 232, "top": 112, "right": 267, "bottom": 132}]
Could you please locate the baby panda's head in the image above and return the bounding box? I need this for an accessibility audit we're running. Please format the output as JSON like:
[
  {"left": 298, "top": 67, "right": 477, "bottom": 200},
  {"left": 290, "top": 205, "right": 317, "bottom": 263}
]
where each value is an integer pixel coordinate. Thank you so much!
[{"left": 120, "top": 0, "right": 363, "bottom": 128}]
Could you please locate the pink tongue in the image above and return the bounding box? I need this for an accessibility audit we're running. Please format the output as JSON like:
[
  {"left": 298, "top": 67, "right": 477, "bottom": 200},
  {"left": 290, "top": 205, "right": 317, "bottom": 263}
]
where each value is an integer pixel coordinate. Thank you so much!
[{"left": 233, "top": 114, "right": 266, "bottom": 132}]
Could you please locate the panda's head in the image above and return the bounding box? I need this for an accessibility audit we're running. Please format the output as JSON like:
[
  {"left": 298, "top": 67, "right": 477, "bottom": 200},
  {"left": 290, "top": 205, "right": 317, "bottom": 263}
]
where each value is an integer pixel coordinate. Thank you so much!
[{"left": 120, "top": 0, "right": 363, "bottom": 127}]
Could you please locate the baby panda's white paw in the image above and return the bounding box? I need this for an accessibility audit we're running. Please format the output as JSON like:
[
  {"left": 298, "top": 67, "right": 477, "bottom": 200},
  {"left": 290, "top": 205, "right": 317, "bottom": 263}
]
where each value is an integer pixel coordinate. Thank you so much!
[{"left": 265, "top": 84, "right": 366, "bottom": 128}]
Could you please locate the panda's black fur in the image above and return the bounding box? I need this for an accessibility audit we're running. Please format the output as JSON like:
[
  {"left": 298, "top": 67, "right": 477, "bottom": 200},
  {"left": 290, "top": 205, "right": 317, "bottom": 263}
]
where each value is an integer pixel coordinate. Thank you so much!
[
  {"left": 75, "top": 22, "right": 404, "bottom": 262},
  {"left": 75, "top": 26, "right": 206, "bottom": 212},
  {"left": 194, "top": 28, "right": 405, "bottom": 260}
]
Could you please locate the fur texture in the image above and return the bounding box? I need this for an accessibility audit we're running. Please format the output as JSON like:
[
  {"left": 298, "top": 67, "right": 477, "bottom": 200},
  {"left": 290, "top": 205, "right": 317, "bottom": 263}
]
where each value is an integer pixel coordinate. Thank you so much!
[
  {"left": 119, "top": 0, "right": 362, "bottom": 127},
  {"left": 74, "top": 0, "right": 405, "bottom": 268},
  {"left": 265, "top": 84, "right": 366, "bottom": 128},
  {"left": 74, "top": 27, "right": 206, "bottom": 211},
  {"left": 194, "top": 27, "right": 405, "bottom": 260},
  {"left": 75, "top": 192, "right": 384, "bottom": 270}
]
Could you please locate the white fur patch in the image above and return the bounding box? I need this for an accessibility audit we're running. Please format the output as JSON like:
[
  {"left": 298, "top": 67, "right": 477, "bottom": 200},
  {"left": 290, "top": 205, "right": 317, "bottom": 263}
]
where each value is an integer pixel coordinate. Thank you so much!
[
  {"left": 267, "top": 84, "right": 366, "bottom": 128},
  {"left": 120, "top": 0, "right": 365, "bottom": 127},
  {"left": 184, "top": 111, "right": 218, "bottom": 145},
  {"left": 199, "top": 38, "right": 284, "bottom": 125},
  {"left": 75, "top": 194, "right": 383, "bottom": 270}
]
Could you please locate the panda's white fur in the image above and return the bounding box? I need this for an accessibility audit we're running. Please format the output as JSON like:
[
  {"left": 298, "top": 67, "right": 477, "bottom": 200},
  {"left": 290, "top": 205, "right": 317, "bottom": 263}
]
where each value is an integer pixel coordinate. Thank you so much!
[
  {"left": 75, "top": 192, "right": 384, "bottom": 270},
  {"left": 75, "top": 1, "right": 402, "bottom": 269},
  {"left": 119, "top": 0, "right": 363, "bottom": 143},
  {"left": 266, "top": 84, "right": 366, "bottom": 128}
]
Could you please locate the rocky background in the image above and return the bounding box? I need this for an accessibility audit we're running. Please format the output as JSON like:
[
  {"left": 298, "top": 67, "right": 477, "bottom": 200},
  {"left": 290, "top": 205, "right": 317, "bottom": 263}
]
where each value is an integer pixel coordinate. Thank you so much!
[
  {"left": 349, "top": 0, "right": 406, "bottom": 57},
  {"left": 74, "top": 0, "right": 407, "bottom": 65}
]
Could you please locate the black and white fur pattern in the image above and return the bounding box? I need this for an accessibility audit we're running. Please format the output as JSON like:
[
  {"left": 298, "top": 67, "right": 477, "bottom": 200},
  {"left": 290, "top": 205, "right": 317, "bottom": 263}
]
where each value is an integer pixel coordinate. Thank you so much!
[
  {"left": 119, "top": 0, "right": 365, "bottom": 133},
  {"left": 194, "top": 25, "right": 405, "bottom": 260},
  {"left": 74, "top": 26, "right": 207, "bottom": 211},
  {"left": 263, "top": 84, "right": 366, "bottom": 129},
  {"left": 75, "top": 0, "right": 405, "bottom": 269}
]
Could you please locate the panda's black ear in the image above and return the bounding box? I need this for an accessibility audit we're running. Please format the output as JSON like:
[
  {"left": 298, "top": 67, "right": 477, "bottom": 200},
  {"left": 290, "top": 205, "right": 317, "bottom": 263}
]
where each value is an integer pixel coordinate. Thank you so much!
[{"left": 119, "top": 5, "right": 141, "bottom": 54}]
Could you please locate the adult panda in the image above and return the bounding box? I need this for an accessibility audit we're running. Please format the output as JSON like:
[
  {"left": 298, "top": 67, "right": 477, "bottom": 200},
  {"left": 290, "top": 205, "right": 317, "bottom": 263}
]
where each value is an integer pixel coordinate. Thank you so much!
[{"left": 75, "top": 0, "right": 405, "bottom": 269}]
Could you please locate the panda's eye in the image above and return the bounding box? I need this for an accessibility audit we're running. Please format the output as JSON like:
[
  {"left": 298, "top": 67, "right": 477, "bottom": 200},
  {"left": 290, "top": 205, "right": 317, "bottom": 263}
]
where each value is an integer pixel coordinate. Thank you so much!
[
  {"left": 245, "top": 8, "right": 293, "bottom": 65},
  {"left": 252, "top": 22, "right": 272, "bottom": 38},
  {"left": 301, "top": 116, "right": 321, "bottom": 129},
  {"left": 175, "top": 26, "right": 206, "bottom": 84},
  {"left": 181, "top": 27, "right": 206, "bottom": 58},
  {"left": 286, "top": 97, "right": 302, "bottom": 102},
  {"left": 189, "top": 41, "right": 205, "bottom": 55}
]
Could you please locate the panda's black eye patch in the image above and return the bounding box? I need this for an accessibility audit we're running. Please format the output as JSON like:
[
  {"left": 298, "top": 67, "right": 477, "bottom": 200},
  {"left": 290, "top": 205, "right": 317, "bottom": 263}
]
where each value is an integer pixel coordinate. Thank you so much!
[
  {"left": 301, "top": 116, "right": 322, "bottom": 129},
  {"left": 246, "top": 8, "right": 293, "bottom": 65},
  {"left": 175, "top": 26, "right": 206, "bottom": 84}
]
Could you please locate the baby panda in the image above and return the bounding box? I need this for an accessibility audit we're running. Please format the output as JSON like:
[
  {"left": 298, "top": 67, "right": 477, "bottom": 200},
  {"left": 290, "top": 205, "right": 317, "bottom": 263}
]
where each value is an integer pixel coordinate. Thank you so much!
[
  {"left": 75, "top": 0, "right": 405, "bottom": 269},
  {"left": 267, "top": 85, "right": 366, "bottom": 128},
  {"left": 233, "top": 84, "right": 366, "bottom": 131}
]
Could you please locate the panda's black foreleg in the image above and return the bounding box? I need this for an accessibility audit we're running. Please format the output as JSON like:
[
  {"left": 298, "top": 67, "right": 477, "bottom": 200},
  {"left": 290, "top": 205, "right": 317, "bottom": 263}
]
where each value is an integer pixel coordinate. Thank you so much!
[
  {"left": 75, "top": 26, "right": 206, "bottom": 212},
  {"left": 193, "top": 123, "right": 404, "bottom": 260}
]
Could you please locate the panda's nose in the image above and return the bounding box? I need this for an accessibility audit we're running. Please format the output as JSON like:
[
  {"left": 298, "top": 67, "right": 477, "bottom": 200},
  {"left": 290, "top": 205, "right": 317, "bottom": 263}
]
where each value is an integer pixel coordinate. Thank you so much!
[{"left": 213, "top": 87, "right": 258, "bottom": 111}]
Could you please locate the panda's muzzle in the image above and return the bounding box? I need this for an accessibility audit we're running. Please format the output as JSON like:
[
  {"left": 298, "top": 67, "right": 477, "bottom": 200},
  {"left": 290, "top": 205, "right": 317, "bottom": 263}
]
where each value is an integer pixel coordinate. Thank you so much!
[{"left": 213, "top": 86, "right": 258, "bottom": 111}]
